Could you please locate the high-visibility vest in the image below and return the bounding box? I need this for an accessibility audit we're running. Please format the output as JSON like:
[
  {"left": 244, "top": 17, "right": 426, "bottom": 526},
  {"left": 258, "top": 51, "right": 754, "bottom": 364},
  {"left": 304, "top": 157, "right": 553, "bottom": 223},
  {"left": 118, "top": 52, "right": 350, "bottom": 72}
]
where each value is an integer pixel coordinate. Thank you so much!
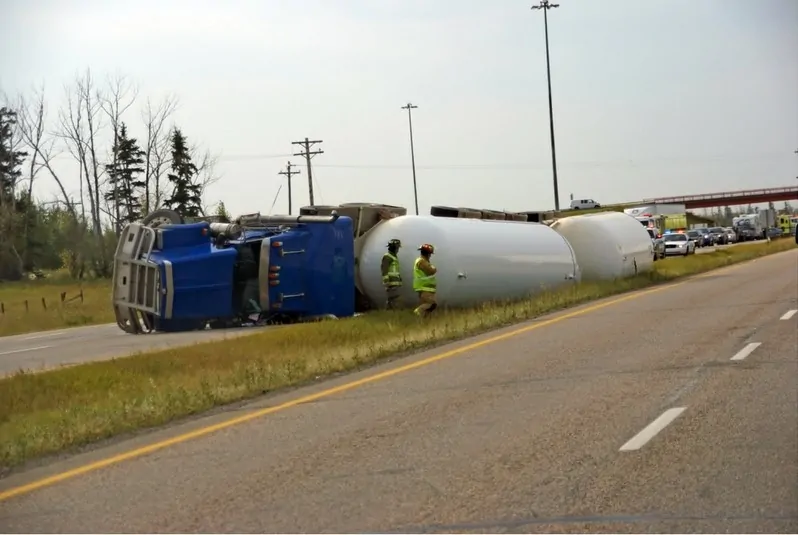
[
  {"left": 413, "top": 257, "right": 437, "bottom": 293},
  {"left": 382, "top": 253, "right": 402, "bottom": 288}
]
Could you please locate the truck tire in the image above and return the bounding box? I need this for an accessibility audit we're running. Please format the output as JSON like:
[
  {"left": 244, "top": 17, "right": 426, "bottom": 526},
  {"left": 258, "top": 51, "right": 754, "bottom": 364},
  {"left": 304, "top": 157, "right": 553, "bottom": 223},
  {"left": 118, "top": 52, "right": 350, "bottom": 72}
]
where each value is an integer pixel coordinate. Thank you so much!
[{"left": 142, "top": 209, "right": 184, "bottom": 228}]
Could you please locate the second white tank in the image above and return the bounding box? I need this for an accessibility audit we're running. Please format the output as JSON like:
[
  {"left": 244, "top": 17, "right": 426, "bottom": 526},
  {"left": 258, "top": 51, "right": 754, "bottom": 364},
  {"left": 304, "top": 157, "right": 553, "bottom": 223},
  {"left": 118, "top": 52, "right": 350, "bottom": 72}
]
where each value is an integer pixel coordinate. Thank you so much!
[
  {"left": 549, "top": 211, "right": 654, "bottom": 281},
  {"left": 357, "top": 215, "right": 581, "bottom": 309}
]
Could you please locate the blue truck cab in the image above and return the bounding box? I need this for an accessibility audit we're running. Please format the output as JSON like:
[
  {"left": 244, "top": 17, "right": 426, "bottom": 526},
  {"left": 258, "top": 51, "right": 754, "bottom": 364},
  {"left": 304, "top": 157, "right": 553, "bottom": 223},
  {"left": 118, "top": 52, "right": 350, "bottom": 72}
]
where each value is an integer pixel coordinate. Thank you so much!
[{"left": 112, "top": 211, "right": 356, "bottom": 333}]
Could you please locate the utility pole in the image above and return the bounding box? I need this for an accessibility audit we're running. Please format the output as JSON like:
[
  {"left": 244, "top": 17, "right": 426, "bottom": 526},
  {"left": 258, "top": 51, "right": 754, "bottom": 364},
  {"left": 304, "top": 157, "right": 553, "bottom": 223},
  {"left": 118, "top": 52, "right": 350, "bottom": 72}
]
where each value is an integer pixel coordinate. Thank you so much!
[
  {"left": 291, "top": 137, "right": 324, "bottom": 206},
  {"left": 278, "top": 161, "right": 300, "bottom": 214},
  {"left": 401, "top": 103, "right": 420, "bottom": 215},
  {"left": 531, "top": 0, "right": 561, "bottom": 211}
]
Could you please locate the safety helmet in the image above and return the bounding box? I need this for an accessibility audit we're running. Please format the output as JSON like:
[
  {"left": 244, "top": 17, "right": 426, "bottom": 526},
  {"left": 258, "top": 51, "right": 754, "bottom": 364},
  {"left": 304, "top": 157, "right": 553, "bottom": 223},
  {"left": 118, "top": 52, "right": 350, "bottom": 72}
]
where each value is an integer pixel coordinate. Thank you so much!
[
  {"left": 418, "top": 243, "right": 435, "bottom": 255},
  {"left": 387, "top": 238, "right": 402, "bottom": 248}
]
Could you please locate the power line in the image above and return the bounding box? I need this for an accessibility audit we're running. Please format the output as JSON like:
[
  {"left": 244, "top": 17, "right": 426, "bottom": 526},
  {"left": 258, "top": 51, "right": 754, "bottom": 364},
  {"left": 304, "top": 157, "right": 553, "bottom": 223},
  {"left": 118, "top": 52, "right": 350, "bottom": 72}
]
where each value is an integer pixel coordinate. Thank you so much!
[
  {"left": 531, "top": 0, "right": 561, "bottom": 211},
  {"left": 401, "top": 102, "right": 420, "bottom": 215},
  {"left": 291, "top": 137, "right": 324, "bottom": 206},
  {"left": 278, "top": 161, "right": 300, "bottom": 214}
]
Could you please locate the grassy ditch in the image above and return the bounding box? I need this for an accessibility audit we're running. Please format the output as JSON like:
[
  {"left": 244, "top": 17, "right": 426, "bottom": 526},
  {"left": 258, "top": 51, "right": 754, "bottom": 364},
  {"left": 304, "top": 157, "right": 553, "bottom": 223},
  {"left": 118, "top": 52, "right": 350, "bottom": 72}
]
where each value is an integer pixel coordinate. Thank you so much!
[
  {"left": 0, "top": 239, "right": 795, "bottom": 471},
  {"left": 0, "top": 277, "right": 113, "bottom": 337}
]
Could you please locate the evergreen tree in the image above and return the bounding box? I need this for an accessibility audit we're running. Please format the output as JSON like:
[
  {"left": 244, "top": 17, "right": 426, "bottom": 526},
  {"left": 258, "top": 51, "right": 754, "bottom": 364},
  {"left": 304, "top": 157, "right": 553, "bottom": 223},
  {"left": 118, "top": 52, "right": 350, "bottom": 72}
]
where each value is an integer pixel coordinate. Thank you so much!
[
  {"left": 164, "top": 128, "right": 203, "bottom": 217},
  {"left": 0, "top": 107, "right": 26, "bottom": 207},
  {"left": 0, "top": 107, "right": 28, "bottom": 280},
  {"left": 105, "top": 122, "right": 145, "bottom": 227},
  {"left": 214, "top": 201, "right": 231, "bottom": 222}
]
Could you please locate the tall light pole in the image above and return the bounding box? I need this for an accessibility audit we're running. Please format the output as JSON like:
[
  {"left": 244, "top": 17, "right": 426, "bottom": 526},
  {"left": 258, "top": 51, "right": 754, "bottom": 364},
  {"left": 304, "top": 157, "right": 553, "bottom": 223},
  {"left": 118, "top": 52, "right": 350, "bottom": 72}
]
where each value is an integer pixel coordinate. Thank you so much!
[
  {"left": 402, "top": 102, "right": 420, "bottom": 215},
  {"left": 531, "top": 0, "right": 561, "bottom": 211}
]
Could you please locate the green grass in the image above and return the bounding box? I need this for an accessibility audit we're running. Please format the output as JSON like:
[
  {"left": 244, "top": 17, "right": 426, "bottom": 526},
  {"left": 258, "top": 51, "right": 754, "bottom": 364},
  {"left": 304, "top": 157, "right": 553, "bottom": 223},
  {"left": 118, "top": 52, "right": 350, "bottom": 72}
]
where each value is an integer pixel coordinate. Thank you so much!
[
  {"left": 0, "top": 275, "right": 113, "bottom": 337},
  {"left": 0, "top": 239, "right": 795, "bottom": 472}
]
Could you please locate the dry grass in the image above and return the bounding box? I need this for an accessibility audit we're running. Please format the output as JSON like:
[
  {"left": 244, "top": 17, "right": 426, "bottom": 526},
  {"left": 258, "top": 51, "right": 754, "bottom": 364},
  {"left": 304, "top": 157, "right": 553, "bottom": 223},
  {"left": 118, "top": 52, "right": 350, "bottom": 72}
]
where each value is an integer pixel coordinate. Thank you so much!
[
  {"left": 0, "top": 276, "right": 113, "bottom": 337},
  {"left": 0, "top": 239, "right": 794, "bottom": 471}
]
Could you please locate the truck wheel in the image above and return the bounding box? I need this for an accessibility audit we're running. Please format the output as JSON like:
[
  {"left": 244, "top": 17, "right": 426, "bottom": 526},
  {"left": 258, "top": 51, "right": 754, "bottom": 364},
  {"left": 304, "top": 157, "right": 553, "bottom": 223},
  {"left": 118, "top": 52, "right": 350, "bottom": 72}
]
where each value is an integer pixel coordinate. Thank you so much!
[{"left": 142, "top": 209, "right": 184, "bottom": 228}]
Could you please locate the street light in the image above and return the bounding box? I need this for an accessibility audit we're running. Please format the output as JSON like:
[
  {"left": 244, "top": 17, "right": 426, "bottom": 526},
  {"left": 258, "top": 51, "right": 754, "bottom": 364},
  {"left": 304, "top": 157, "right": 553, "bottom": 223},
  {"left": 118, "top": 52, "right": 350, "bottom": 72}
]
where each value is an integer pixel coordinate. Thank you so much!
[
  {"left": 401, "top": 102, "right": 420, "bottom": 215},
  {"left": 531, "top": 0, "right": 561, "bottom": 211}
]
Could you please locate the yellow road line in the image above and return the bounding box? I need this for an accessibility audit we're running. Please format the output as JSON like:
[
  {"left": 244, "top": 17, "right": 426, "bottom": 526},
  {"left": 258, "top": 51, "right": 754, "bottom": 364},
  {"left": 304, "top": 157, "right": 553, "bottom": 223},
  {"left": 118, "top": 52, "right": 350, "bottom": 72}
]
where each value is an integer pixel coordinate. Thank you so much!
[{"left": 2, "top": 249, "right": 791, "bottom": 502}]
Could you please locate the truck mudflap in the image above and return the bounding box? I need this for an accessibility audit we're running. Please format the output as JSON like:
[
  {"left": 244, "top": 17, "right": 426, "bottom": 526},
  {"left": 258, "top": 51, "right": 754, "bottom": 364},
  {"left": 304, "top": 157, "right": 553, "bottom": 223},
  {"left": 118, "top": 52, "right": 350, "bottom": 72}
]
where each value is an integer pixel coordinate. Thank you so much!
[{"left": 112, "top": 222, "right": 172, "bottom": 334}]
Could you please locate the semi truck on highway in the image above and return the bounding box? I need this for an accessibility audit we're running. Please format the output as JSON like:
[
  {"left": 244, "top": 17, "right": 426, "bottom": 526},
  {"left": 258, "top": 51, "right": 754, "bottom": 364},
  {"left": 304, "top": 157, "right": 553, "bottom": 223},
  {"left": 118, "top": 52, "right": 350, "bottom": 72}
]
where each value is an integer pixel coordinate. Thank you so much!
[{"left": 111, "top": 203, "right": 654, "bottom": 335}]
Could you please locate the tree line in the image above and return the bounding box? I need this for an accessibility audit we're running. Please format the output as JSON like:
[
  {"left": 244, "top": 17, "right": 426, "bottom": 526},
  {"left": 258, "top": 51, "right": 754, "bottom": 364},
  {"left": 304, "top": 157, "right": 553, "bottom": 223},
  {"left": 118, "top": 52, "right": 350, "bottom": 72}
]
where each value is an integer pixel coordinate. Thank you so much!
[{"left": 0, "top": 69, "right": 219, "bottom": 281}]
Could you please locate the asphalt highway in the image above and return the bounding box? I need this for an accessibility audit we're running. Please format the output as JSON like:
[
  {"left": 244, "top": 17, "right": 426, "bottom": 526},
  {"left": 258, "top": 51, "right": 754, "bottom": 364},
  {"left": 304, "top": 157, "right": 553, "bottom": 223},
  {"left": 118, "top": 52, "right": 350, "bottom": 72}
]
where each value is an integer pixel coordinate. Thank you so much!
[
  {"left": 0, "top": 322, "right": 269, "bottom": 377},
  {"left": 0, "top": 248, "right": 795, "bottom": 533},
  {"left": 0, "top": 239, "right": 773, "bottom": 377}
]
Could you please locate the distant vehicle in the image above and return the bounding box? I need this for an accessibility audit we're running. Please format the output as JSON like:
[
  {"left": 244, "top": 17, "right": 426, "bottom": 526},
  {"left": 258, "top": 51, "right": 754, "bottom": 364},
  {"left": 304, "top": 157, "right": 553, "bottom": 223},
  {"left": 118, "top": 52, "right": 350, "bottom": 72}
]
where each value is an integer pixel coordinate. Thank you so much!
[
  {"left": 569, "top": 199, "right": 601, "bottom": 210},
  {"left": 693, "top": 227, "right": 714, "bottom": 247},
  {"left": 777, "top": 214, "right": 793, "bottom": 236},
  {"left": 766, "top": 227, "right": 783, "bottom": 239},
  {"left": 733, "top": 214, "right": 763, "bottom": 241},
  {"left": 760, "top": 208, "right": 777, "bottom": 229},
  {"left": 686, "top": 229, "right": 702, "bottom": 248},
  {"left": 663, "top": 232, "right": 695, "bottom": 256},
  {"left": 647, "top": 228, "right": 666, "bottom": 260},
  {"left": 724, "top": 227, "right": 737, "bottom": 243},
  {"left": 708, "top": 226, "right": 728, "bottom": 245}
]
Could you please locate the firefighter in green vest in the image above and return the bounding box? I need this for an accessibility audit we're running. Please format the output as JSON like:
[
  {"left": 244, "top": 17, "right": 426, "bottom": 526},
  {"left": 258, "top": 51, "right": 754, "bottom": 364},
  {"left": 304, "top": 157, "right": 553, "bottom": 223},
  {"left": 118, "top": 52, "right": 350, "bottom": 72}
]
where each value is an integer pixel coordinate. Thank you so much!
[
  {"left": 381, "top": 239, "right": 403, "bottom": 309},
  {"left": 413, "top": 243, "right": 438, "bottom": 317}
]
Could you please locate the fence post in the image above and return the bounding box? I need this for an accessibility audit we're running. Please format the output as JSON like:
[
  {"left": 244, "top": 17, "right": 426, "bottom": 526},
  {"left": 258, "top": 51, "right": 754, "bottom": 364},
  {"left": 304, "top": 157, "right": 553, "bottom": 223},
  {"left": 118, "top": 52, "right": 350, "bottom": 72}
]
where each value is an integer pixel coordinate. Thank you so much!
[
  {"left": 41, "top": 297, "right": 47, "bottom": 311},
  {"left": 24, "top": 300, "right": 29, "bottom": 313}
]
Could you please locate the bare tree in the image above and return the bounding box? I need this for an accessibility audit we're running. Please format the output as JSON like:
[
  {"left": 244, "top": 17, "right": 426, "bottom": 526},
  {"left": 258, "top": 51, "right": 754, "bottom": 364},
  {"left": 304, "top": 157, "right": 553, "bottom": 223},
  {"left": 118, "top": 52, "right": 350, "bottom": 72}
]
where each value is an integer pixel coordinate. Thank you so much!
[
  {"left": 99, "top": 73, "right": 138, "bottom": 231},
  {"left": 56, "top": 68, "right": 115, "bottom": 275},
  {"left": 57, "top": 69, "right": 107, "bottom": 234},
  {"left": 141, "top": 95, "right": 179, "bottom": 213},
  {"left": 190, "top": 143, "right": 221, "bottom": 215},
  {"left": 14, "top": 85, "right": 76, "bottom": 217}
]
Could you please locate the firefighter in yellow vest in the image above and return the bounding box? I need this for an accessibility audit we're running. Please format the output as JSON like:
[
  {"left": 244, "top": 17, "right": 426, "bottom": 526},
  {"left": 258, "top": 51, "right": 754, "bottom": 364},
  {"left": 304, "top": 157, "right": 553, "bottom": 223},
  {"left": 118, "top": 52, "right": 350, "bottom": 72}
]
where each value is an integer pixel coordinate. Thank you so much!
[
  {"left": 413, "top": 243, "right": 438, "bottom": 316},
  {"left": 381, "top": 239, "right": 403, "bottom": 310}
]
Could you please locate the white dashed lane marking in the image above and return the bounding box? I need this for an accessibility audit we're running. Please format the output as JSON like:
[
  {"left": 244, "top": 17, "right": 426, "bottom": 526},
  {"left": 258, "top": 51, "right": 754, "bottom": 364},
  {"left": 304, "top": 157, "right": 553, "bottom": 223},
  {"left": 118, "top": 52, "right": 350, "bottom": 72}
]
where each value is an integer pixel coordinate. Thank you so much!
[
  {"left": 730, "top": 342, "right": 761, "bottom": 362},
  {"left": 619, "top": 407, "right": 687, "bottom": 452}
]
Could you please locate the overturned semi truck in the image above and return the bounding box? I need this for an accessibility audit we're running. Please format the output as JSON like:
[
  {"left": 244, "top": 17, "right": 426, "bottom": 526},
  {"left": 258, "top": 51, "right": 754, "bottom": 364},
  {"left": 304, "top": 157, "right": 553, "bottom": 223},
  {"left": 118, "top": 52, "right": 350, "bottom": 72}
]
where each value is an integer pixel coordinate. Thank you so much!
[{"left": 111, "top": 203, "right": 586, "bottom": 334}]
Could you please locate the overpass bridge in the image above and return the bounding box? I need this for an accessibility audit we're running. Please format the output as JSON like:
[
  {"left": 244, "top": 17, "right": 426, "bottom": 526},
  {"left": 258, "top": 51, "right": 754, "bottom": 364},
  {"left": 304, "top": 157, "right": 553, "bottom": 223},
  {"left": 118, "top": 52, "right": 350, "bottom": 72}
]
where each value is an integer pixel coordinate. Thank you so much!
[
  {"left": 430, "top": 185, "right": 798, "bottom": 223},
  {"left": 644, "top": 186, "right": 798, "bottom": 210}
]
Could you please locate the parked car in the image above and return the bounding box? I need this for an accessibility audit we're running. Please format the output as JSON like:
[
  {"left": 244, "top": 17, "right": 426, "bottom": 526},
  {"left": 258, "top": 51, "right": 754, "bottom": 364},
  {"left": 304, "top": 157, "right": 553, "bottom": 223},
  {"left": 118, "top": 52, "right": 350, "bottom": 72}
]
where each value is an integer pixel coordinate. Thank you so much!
[
  {"left": 647, "top": 228, "right": 666, "bottom": 260},
  {"left": 663, "top": 232, "right": 696, "bottom": 256},
  {"left": 694, "top": 228, "right": 714, "bottom": 247},
  {"left": 569, "top": 198, "right": 601, "bottom": 210},
  {"left": 708, "top": 226, "right": 728, "bottom": 245}
]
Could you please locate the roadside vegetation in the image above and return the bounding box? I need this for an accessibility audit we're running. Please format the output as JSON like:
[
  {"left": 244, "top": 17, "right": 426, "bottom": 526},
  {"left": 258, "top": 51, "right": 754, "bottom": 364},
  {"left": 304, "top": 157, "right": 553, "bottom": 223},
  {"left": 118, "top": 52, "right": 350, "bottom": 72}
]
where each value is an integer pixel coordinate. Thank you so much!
[
  {"left": 0, "top": 273, "right": 113, "bottom": 336},
  {"left": 0, "top": 239, "right": 794, "bottom": 472}
]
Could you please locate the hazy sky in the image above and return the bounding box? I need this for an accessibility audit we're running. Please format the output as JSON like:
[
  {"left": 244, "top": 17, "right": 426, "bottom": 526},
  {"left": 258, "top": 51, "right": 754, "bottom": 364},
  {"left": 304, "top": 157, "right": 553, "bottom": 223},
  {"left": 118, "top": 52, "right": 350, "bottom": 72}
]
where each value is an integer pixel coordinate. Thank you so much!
[{"left": 2, "top": 0, "right": 797, "bottom": 217}]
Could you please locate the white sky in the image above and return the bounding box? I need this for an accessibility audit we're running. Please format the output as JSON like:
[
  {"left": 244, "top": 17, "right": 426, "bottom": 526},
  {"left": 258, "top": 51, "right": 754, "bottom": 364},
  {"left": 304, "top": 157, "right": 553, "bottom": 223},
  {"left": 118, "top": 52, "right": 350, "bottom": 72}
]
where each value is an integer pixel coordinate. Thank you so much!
[{"left": 2, "top": 0, "right": 797, "bottom": 216}]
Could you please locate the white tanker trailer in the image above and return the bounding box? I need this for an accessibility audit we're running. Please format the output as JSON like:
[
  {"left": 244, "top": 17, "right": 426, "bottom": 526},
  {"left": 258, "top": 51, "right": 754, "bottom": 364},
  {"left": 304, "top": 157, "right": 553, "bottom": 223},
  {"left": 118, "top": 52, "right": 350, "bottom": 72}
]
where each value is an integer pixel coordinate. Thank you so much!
[
  {"left": 112, "top": 202, "right": 583, "bottom": 333},
  {"left": 549, "top": 211, "right": 655, "bottom": 280},
  {"left": 357, "top": 214, "right": 581, "bottom": 308}
]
